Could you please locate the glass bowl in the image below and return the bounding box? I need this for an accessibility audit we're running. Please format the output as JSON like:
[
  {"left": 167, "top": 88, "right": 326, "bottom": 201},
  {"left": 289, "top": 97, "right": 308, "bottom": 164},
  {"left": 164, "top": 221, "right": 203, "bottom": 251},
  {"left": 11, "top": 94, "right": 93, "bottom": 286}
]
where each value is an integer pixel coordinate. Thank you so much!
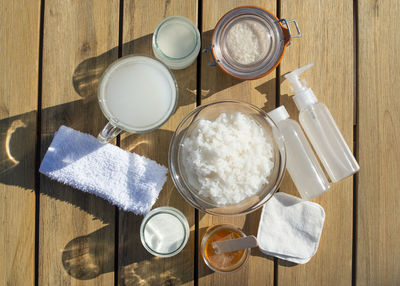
[{"left": 169, "top": 101, "right": 286, "bottom": 216}]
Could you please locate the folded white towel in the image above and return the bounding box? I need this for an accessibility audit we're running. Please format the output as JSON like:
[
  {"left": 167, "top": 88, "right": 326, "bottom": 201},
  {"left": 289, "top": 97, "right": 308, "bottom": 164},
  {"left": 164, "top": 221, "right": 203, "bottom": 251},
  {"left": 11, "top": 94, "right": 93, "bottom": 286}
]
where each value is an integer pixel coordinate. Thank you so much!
[
  {"left": 257, "top": 192, "right": 325, "bottom": 264},
  {"left": 39, "top": 125, "right": 168, "bottom": 215}
]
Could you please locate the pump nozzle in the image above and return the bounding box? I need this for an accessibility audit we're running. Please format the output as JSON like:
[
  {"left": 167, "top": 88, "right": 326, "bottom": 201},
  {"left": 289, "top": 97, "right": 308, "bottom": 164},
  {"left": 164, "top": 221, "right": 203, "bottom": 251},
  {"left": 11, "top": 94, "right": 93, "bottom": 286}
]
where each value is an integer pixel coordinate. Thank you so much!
[
  {"left": 285, "top": 63, "right": 318, "bottom": 111},
  {"left": 284, "top": 63, "right": 314, "bottom": 93}
]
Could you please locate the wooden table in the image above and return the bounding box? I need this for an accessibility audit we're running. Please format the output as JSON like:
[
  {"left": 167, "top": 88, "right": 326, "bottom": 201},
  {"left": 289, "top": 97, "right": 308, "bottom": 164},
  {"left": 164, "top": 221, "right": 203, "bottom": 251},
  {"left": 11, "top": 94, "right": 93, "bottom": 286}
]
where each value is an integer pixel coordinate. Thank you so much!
[{"left": 1, "top": 0, "right": 399, "bottom": 285}]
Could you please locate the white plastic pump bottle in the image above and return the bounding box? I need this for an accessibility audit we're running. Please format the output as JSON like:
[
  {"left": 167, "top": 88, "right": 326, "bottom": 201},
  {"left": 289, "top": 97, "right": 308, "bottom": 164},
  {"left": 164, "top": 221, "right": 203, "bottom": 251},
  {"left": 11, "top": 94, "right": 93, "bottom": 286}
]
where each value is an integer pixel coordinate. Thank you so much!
[
  {"left": 268, "top": 106, "right": 330, "bottom": 200},
  {"left": 285, "top": 63, "right": 360, "bottom": 182}
]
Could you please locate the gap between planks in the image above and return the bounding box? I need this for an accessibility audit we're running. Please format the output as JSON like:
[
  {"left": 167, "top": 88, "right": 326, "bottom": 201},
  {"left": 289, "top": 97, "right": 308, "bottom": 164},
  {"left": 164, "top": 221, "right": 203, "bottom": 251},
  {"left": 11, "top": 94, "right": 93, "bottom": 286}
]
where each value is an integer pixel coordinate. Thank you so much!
[
  {"left": 352, "top": 0, "right": 359, "bottom": 285},
  {"left": 195, "top": 0, "right": 203, "bottom": 285},
  {"left": 34, "top": 0, "right": 46, "bottom": 285}
]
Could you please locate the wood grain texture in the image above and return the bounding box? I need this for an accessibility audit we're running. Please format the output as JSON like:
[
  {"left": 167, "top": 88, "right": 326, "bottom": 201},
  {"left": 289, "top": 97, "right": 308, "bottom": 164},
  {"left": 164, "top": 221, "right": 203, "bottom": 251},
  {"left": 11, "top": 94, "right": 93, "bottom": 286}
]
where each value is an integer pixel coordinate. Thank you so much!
[
  {"left": 278, "top": 1, "right": 354, "bottom": 285},
  {"left": 1, "top": 1, "right": 399, "bottom": 285},
  {"left": 0, "top": 0, "right": 40, "bottom": 285},
  {"left": 357, "top": 0, "right": 400, "bottom": 285},
  {"left": 199, "top": 1, "right": 277, "bottom": 285},
  {"left": 39, "top": 1, "right": 119, "bottom": 285},
  {"left": 118, "top": 1, "right": 198, "bottom": 285}
]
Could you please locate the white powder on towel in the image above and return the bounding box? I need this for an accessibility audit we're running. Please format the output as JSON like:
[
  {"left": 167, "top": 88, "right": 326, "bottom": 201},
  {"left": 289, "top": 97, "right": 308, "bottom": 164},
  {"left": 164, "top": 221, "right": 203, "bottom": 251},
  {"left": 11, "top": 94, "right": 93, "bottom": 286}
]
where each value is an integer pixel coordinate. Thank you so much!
[
  {"left": 225, "top": 20, "right": 270, "bottom": 65},
  {"left": 180, "top": 112, "right": 274, "bottom": 205}
]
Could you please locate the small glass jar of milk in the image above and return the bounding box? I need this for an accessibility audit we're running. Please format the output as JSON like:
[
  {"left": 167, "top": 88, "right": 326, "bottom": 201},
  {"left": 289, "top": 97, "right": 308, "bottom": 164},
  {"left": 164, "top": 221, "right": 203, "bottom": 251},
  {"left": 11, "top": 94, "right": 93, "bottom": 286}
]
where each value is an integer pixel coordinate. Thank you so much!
[
  {"left": 152, "top": 16, "right": 201, "bottom": 70},
  {"left": 140, "top": 206, "right": 190, "bottom": 257}
]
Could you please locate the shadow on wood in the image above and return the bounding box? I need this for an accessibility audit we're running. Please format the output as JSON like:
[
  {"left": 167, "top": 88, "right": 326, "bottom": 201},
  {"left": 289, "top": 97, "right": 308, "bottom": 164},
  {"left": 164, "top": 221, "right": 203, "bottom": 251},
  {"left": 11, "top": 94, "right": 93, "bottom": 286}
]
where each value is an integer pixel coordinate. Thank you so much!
[
  {"left": 0, "top": 99, "right": 183, "bottom": 224},
  {"left": 200, "top": 30, "right": 243, "bottom": 99},
  {"left": 0, "top": 27, "right": 288, "bottom": 284},
  {"left": 72, "top": 33, "right": 197, "bottom": 108},
  {"left": 61, "top": 224, "right": 213, "bottom": 283},
  {"left": 0, "top": 111, "right": 36, "bottom": 191}
]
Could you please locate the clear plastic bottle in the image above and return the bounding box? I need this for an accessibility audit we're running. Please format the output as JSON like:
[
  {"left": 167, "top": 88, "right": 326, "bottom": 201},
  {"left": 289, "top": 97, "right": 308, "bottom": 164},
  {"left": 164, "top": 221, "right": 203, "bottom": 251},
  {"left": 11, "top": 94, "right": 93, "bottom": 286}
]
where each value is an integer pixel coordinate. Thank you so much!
[
  {"left": 268, "top": 106, "right": 330, "bottom": 200},
  {"left": 285, "top": 63, "right": 360, "bottom": 182}
]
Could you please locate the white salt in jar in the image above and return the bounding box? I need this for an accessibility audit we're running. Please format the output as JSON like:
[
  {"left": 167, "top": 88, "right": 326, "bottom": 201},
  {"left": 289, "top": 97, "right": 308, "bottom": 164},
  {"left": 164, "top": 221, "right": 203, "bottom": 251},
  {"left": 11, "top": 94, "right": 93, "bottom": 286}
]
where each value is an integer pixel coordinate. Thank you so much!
[
  {"left": 209, "top": 6, "right": 301, "bottom": 80},
  {"left": 153, "top": 16, "right": 201, "bottom": 70}
]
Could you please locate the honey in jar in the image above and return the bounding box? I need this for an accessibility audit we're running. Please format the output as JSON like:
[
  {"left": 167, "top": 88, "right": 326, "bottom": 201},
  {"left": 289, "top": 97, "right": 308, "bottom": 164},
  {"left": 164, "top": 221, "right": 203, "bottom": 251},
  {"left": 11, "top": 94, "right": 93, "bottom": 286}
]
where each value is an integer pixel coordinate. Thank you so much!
[{"left": 201, "top": 224, "right": 249, "bottom": 272}]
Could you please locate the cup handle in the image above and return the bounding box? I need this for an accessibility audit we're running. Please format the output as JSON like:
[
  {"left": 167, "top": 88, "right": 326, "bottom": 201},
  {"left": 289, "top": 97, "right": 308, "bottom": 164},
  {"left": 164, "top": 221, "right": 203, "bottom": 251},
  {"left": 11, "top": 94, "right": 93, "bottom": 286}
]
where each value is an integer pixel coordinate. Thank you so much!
[{"left": 97, "top": 122, "right": 122, "bottom": 143}]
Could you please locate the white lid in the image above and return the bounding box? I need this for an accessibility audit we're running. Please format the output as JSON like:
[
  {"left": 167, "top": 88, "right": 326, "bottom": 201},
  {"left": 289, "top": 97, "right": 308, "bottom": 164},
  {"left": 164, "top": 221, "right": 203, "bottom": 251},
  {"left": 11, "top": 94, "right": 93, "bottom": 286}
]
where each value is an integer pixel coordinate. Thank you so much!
[
  {"left": 292, "top": 89, "right": 318, "bottom": 110},
  {"left": 268, "top": 106, "right": 289, "bottom": 124}
]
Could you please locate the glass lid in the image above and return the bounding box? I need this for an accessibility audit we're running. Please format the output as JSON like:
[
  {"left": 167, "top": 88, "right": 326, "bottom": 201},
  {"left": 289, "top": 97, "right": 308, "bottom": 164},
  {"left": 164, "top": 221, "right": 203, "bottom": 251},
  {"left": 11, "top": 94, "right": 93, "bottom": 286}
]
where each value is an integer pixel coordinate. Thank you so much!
[{"left": 212, "top": 6, "right": 286, "bottom": 80}]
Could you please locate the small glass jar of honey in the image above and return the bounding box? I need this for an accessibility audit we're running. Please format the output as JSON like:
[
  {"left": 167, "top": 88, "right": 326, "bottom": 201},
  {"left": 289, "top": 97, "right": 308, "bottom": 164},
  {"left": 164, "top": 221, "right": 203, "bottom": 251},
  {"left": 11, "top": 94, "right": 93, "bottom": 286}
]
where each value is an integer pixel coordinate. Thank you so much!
[{"left": 201, "top": 224, "right": 250, "bottom": 273}]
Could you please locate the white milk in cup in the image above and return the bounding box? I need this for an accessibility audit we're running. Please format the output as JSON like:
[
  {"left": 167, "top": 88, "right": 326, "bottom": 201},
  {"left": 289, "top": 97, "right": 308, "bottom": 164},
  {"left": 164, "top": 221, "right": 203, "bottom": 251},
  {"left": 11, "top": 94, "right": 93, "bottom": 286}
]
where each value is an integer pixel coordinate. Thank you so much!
[{"left": 97, "top": 55, "right": 178, "bottom": 142}]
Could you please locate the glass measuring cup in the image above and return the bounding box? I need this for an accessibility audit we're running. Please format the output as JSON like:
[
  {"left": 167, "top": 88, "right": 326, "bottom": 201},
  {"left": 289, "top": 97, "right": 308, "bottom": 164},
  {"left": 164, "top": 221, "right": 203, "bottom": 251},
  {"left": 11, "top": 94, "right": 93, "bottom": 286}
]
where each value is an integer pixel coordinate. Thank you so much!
[{"left": 97, "top": 55, "right": 178, "bottom": 142}]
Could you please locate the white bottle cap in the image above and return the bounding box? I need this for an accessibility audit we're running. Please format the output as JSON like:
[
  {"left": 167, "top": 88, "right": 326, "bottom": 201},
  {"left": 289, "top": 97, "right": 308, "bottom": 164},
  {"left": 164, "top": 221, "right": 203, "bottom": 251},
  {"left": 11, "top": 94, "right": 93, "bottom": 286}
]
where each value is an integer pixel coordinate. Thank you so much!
[
  {"left": 268, "top": 106, "right": 290, "bottom": 124},
  {"left": 293, "top": 89, "right": 318, "bottom": 110}
]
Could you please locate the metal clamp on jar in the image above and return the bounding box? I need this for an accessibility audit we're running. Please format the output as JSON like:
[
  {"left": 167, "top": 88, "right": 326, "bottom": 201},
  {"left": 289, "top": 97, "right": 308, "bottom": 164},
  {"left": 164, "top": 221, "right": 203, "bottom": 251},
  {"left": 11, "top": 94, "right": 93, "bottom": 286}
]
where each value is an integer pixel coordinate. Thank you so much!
[{"left": 205, "top": 6, "right": 301, "bottom": 80}]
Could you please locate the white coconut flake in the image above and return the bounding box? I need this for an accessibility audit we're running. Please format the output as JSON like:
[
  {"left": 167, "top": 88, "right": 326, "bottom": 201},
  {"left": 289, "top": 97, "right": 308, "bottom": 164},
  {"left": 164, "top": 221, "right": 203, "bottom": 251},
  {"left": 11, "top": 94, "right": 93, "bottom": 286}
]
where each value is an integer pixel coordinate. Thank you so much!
[{"left": 180, "top": 112, "right": 274, "bottom": 205}]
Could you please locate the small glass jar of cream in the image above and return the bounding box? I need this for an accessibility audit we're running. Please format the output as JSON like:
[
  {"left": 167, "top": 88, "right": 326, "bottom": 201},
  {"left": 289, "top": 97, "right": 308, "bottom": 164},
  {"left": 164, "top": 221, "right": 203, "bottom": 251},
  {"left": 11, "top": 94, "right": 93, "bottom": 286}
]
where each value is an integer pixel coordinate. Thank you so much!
[
  {"left": 140, "top": 206, "right": 190, "bottom": 257},
  {"left": 153, "top": 16, "right": 201, "bottom": 70},
  {"left": 209, "top": 6, "right": 301, "bottom": 80}
]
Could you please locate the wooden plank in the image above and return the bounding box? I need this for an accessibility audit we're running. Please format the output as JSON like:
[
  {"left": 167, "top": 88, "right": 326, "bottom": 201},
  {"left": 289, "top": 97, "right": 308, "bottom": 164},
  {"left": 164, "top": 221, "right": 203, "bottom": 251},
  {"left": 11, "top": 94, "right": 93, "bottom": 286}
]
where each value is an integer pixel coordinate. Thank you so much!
[
  {"left": 199, "top": 1, "right": 277, "bottom": 285},
  {"left": 278, "top": 0, "right": 354, "bottom": 285},
  {"left": 357, "top": 0, "right": 400, "bottom": 285},
  {"left": 118, "top": 1, "right": 198, "bottom": 285},
  {"left": 0, "top": 0, "right": 41, "bottom": 285},
  {"left": 39, "top": 1, "right": 119, "bottom": 285}
]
